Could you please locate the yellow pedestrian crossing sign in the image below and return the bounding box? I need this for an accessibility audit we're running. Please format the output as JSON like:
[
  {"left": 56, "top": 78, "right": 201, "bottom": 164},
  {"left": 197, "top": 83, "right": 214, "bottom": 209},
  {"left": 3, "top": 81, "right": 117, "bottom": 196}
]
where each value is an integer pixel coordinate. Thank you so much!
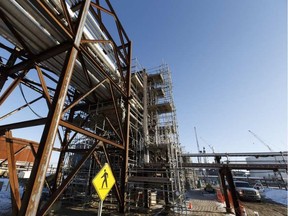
[{"left": 92, "top": 163, "right": 115, "bottom": 201}]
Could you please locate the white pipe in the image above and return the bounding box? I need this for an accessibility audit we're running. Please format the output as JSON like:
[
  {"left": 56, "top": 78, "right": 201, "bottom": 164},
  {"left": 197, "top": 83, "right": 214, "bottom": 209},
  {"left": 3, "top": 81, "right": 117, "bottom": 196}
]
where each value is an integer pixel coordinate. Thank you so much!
[{"left": 0, "top": 0, "right": 123, "bottom": 101}]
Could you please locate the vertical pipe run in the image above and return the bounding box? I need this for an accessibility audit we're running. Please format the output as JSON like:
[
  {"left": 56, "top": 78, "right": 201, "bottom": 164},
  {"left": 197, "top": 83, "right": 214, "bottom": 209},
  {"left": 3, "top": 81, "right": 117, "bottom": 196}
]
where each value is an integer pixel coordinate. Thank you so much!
[
  {"left": 120, "top": 41, "right": 132, "bottom": 213},
  {"left": 142, "top": 71, "right": 149, "bottom": 163},
  {"left": 18, "top": 1, "right": 91, "bottom": 215}
]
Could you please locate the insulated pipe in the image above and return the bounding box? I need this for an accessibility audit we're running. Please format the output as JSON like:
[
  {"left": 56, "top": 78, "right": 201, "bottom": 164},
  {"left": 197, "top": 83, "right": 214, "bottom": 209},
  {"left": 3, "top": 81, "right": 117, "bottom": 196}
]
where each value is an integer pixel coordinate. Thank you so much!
[
  {"left": 0, "top": 0, "right": 122, "bottom": 100},
  {"left": 0, "top": 0, "right": 61, "bottom": 52},
  {"left": 48, "top": 0, "right": 120, "bottom": 78}
]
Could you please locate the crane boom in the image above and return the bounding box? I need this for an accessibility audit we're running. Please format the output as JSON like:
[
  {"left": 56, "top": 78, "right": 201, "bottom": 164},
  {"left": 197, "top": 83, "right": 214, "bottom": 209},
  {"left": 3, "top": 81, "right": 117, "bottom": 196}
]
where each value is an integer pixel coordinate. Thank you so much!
[
  {"left": 194, "top": 127, "right": 201, "bottom": 163},
  {"left": 194, "top": 127, "right": 200, "bottom": 153},
  {"left": 248, "top": 130, "right": 273, "bottom": 152}
]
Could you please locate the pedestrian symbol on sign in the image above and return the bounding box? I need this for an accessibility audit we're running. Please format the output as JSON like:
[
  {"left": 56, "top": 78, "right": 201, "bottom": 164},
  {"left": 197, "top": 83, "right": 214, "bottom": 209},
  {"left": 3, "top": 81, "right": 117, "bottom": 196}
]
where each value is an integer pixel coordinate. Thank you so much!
[
  {"left": 101, "top": 169, "right": 108, "bottom": 188},
  {"left": 92, "top": 163, "right": 115, "bottom": 201}
]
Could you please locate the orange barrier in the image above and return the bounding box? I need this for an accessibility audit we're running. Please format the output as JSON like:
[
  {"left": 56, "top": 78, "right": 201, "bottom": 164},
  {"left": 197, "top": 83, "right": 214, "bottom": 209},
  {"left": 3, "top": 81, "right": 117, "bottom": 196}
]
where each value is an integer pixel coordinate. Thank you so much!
[
  {"left": 188, "top": 201, "right": 192, "bottom": 209},
  {"left": 227, "top": 191, "right": 247, "bottom": 216},
  {"left": 235, "top": 204, "right": 247, "bottom": 216},
  {"left": 216, "top": 189, "right": 225, "bottom": 203}
]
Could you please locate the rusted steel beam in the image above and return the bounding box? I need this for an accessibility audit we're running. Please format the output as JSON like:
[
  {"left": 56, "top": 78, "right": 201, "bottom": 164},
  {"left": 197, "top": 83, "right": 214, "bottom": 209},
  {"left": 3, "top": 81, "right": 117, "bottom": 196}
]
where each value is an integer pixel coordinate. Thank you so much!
[
  {"left": 219, "top": 168, "right": 232, "bottom": 214},
  {"left": 38, "top": 140, "right": 101, "bottom": 216},
  {"left": 225, "top": 168, "right": 241, "bottom": 216},
  {"left": 35, "top": 65, "right": 52, "bottom": 105},
  {"left": 95, "top": 0, "right": 102, "bottom": 21},
  {"left": 102, "top": 144, "right": 122, "bottom": 205},
  {"left": 0, "top": 145, "right": 27, "bottom": 166},
  {"left": 19, "top": 1, "right": 92, "bottom": 215},
  {"left": 5, "top": 131, "right": 21, "bottom": 214},
  {"left": 0, "top": 47, "right": 19, "bottom": 92},
  {"left": 104, "top": 115, "right": 122, "bottom": 141},
  {"left": 0, "top": 70, "right": 29, "bottom": 106},
  {"left": 105, "top": 0, "right": 130, "bottom": 59},
  {"left": 0, "top": 118, "right": 47, "bottom": 134},
  {"left": 0, "top": 96, "right": 43, "bottom": 121},
  {"left": 4, "top": 42, "right": 72, "bottom": 76},
  {"left": 60, "top": 0, "right": 74, "bottom": 34},
  {"left": 81, "top": 7, "right": 129, "bottom": 66},
  {"left": 53, "top": 101, "right": 78, "bottom": 192},
  {"left": 92, "top": 151, "right": 102, "bottom": 167},
  {"left": 59, "top": 120, "right": 124, "bottom": 149},
  {"left": 28, "top": 143, "right": 53, "bottom": 194},
  {"left": 32, "top": 0, "right": 73, "bottom": 39},
  {"left": 62, "top": 78, "right": 108, "bottom": 115},
  {"left": 108, "top": 80, "right": 124, "bottom": 142},
  {"left": 90, "top": 3, "right": 114, "bottom": 16},
  {"left": 0, "top": 136, "right": 60, "bottom": 152}
]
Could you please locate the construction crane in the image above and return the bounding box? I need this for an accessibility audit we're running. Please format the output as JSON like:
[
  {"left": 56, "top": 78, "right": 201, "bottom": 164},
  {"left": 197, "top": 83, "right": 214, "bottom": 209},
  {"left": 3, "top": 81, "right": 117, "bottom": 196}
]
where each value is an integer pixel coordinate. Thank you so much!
[
  {"left": 248, "top": 130, "right": 273, "bottom": 152},
  {"left": 194, "top": 127, "right": 201, "bottom": 163},
  {"left": 200, "top": 136, "right": 215, "bottom": 153},
  {"left": 248, "top": 130, "right": 287, "bottom": 189}
]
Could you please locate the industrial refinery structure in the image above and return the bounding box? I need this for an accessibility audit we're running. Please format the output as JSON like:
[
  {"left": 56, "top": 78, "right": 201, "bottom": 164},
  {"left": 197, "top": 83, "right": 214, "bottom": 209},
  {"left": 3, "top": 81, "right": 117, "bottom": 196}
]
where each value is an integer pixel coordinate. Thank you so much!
[{"left": 0, "top": 0, "right": 184, "bottom": 215}]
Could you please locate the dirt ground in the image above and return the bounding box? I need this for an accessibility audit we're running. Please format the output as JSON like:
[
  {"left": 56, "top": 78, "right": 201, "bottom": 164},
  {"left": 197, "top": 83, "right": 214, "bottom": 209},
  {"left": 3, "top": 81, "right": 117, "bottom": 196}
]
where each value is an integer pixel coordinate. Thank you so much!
[
  {"left": 243, "top": 198, "right": 287, "bottom": 216},
  {"left": 51, "top": 190, "right": 287, "bottom": 216}
]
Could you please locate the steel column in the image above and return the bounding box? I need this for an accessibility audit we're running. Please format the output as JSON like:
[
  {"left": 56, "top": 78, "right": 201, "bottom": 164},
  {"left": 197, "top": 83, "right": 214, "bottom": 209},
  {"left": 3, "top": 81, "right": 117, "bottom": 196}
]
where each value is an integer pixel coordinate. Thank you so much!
[
  {"left": 225, "top": 167, "right": 241, "bottom": 216},
  {"left": 38, "top": 140, "right": 101, "bottom": 216},
  {"left": 18, "top": 1, "right": 91, "bottom": 215},
  {"left": 219, "top": 168, "right": 232, "bottom": 213},
  {"left": 5, "top": 131, "right": 21, "bottom": 215}
]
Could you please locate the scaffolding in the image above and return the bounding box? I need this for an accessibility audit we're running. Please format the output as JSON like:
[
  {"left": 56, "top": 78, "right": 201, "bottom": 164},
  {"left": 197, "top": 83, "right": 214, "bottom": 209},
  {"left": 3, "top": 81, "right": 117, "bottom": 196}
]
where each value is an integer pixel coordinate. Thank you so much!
[
  {"left": 0, "top": 1, "right": 185, "bottom": 215},
  {"left": 127, "top": 63, "right": 185, "bottom": 213},
  {"left": 0, "top": 0, "right": 131, "bottom": 215}
]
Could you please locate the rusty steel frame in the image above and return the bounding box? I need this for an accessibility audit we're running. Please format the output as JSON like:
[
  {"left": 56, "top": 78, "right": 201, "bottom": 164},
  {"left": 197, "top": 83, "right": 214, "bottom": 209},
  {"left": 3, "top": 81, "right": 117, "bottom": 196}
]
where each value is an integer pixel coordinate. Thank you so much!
[
  {"left": 5, "top": 131, "right": 22, "bottom": 215},
  {"left": 0, "top": 0, "right": 132, "bottom": 215}
]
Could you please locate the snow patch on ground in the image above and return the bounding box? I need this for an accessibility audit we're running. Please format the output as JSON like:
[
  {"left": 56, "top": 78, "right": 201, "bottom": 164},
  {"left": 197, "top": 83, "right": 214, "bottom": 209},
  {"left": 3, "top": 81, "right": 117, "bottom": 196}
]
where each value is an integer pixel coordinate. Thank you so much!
[
  {"left": 263, "top": 188, "right": 288, "bottom": 206},
  {"left": 0, "top": 178, "right": 287, "bottom": 214},
  {"left": 0, "top": 178, "right": 24, "bottom": 215}
]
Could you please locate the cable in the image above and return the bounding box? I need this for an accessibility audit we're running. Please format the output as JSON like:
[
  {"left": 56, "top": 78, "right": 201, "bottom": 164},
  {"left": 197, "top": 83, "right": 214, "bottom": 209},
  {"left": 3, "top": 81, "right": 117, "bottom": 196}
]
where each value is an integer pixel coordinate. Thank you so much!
[{"left": 19, "top": 83, "right": 43, "bottom": 118}]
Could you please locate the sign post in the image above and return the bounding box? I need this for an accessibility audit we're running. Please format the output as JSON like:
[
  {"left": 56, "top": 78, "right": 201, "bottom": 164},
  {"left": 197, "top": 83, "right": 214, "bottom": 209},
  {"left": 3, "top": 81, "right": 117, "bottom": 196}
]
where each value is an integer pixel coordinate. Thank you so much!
[{"left": 92, "top": 163, "right": 116, "bottom": 216}]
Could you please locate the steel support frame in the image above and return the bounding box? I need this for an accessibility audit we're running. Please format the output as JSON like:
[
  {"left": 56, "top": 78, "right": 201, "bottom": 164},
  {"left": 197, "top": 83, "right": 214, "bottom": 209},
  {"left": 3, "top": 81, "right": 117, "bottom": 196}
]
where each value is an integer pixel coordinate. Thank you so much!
[
  {"left": 0, "top": 0, "right": 131, "bottom": 215},
  {"left": 19, "top": 1, "right": 92, "bottom": 215},
  {"left": 5, "top": 131, "right": 21, "bottom": 215},
  {"left": 218, "top": 167, "right": 241, "bottom": 216}
]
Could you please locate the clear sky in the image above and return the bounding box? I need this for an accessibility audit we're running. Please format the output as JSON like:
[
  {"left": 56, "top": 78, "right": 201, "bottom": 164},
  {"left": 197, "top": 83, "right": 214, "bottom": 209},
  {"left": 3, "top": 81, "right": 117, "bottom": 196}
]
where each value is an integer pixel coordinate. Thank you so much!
[
  {"left": 111, "top": 0, "right": 287, "bottom": 153},
  {"left": 0, "top": 1, "right": 286, "bottom": 157}
]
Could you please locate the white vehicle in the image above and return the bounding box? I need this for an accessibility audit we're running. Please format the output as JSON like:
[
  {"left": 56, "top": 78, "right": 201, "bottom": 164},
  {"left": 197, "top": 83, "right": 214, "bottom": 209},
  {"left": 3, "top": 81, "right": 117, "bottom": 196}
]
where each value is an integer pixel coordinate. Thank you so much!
[{"left": 234, "top": 181, "right": 261, "bottom": 201}]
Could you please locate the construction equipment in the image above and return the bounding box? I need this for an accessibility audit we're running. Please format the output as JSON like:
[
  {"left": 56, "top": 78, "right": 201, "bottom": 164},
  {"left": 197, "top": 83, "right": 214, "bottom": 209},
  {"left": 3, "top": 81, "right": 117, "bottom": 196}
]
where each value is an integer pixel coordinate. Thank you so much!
[
  {"left": 248, "top": 130, "right": 273, "bottom": 151},
  {"left": 200, "top": 136, "right": 215, "bottom": 153},
  {"left": 248, "top": 130, "right": 287, "bottom": 189},
  {"left": 194, "top": 127, "right": 201, "bottom": 163}
]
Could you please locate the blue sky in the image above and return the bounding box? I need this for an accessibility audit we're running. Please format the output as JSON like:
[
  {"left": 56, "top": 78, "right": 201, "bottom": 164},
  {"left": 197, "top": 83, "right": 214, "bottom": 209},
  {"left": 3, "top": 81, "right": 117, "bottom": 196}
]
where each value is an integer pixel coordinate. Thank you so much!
[
  {"left": 112, "top": 0, "right": 287, "bottom": 153},
  {"left": 0, "top": 1, "right": 286, "bottom": 157}
]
